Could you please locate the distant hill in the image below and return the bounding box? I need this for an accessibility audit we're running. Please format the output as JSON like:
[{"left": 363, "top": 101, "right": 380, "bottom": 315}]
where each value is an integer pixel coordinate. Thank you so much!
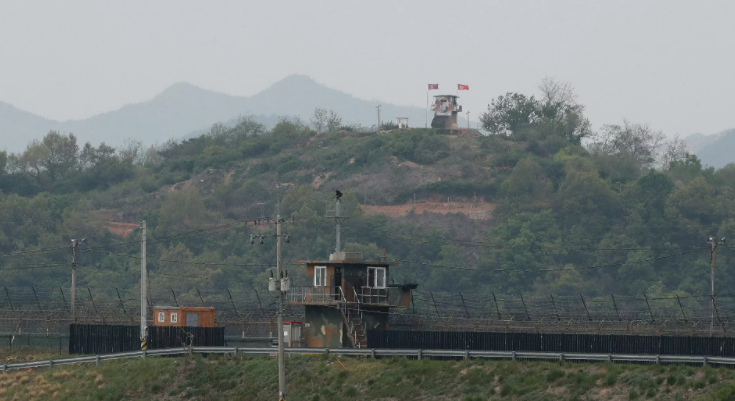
[
  {"left": 685, "top": 128, "right": 735, "bottom": 168},
  {"left": 0, "top": 75, "right": 436, "bottom": 152},
  {"left": 0, "top": 101, "right": 59, "bottom": 152}
]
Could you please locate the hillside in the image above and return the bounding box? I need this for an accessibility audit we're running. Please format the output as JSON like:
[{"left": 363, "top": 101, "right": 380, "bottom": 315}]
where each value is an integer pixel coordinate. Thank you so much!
[
  {"left": 0, "top": 75, "right": 436, "bottom": 152},
  {"left": 3, "top": 350, "right": 735, "bottom": 400},
  {"left": 1, "top": 82, "right": 735, "bottom": 307}
]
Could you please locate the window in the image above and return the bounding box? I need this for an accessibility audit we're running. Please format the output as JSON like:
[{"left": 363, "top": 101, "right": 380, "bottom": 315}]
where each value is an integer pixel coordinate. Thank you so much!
[
  {"left": 157, "top": 312, "right": 165, "bottom": 323},
  {"left": 171, "top": 312, "right": 178, "bottom": 323},
  {"left": 367, "top": 267, "right": 386, "bottom": 288},
  {"left": 314, "top": 266, "right": 327, "bottom": 287}
]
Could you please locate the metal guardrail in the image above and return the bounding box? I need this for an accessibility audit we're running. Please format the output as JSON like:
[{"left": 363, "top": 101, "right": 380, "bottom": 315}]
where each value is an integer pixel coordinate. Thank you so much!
[{"left": 3, "top": 346, "right": 735, "bottom": 373}]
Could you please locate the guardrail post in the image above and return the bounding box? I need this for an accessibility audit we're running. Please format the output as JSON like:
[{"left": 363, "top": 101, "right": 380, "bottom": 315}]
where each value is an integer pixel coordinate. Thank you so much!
[
  {"left": 608, "top": 354, "right": 612, "bottom": 363},
  {"left": 417, "top": 349, "right": 422, "bottom": 360},
  {"left": 703, "top": 356, "right": 707, "bottom": 367},
  {"left": 2, "top": 364, "right": 5, "bottom": 374},
  {"left": 96, "top": 355, "right": 100, "bottom": 366},
  {"left": 464, "top": 350, "right": 469, "bottom": 360},
  {"left": 656, "top": 355, "right": 660, "bottom": 365},
  {"left": 371, "top": 349, "right": 376, "bottom": 359},
  {"left": 48, "top": 360, "right": 53, "bottom": 370},
  {"left": 512, "top": 351, "right": 516, "bottom": 362},
  {"left": 559, "top": 353, "right": 564, "bottom": 362}
]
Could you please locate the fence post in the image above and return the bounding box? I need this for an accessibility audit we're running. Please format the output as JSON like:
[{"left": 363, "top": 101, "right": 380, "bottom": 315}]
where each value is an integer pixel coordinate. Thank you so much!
[
  {"left": 675, "top": 294, "right": 688, "bottom": 322},
  {"left": 611, "top": 294, "right": 622, "bottom": 321},
  {"left": 429, "top": 291, "right": 440, "bottom": 317},
  {"left": 520, "top": 294, "right": 531, "bottom": 321},
  {"left": 643, "top": 294, "right": 655, "bottom": 322},
  {"left": 492, "top": 292, "right": 502, "bottom": 320},
  {"left": 550, "top": 294, "right": 560, "bottom": 322},
  {"left": 143, "top": 349, "right": 147, "bottom": 361},
  {"left": 580, "top": 294, "right": 591, "bottom": 321}
]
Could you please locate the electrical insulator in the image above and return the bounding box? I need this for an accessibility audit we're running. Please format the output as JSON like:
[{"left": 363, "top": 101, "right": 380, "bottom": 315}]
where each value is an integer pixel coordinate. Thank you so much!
[
  {"left": 281, "top": 277, "right": 291, "bottom": 292},
  {"left": 268, "top": 277, "right": 277, "bottom": 292}
]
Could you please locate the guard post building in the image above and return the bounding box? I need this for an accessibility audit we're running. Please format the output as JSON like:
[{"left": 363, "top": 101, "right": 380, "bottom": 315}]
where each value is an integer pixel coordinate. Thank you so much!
[{"left": 289, "top": 251, "right": 416, "bottom": 348}]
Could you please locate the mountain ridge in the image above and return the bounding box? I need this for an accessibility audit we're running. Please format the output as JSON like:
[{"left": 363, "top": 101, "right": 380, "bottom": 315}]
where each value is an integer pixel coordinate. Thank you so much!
[
  {"left": 0, "top": 75, "right": 433, "bottom": 152},
  {"left": 684, "top": 128, "right": 735, "bottom": 168}
]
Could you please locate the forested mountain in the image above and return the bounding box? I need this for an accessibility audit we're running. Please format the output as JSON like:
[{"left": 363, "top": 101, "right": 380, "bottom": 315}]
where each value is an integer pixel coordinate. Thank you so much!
[
  {"left": 0, "top": 75, "right": 431, "bottom": 152},
  {"left": 0, "top": 80, "right": 734, "bottom": 303}
]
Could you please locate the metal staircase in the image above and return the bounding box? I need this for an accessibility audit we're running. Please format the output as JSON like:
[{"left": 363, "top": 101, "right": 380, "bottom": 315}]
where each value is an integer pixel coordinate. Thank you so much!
[{"left": 338, "top": 287, "right": 367, "bottom": 348}]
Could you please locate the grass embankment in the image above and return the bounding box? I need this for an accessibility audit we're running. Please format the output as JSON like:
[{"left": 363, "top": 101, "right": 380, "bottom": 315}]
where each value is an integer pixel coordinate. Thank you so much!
[{"left": 4, "top": 349, "right": 735, "bottom": 400}]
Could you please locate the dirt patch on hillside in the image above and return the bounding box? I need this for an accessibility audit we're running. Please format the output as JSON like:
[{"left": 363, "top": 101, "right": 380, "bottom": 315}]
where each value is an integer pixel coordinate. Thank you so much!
[
  {"left": 311, "top": 172, "right": 332, "bottom": 188},
  {"left": 107, "top": 222, "right": 139, "bottom": 237},
  {"left": 362, "top": 201, "right": 494, "bottom": 220}
]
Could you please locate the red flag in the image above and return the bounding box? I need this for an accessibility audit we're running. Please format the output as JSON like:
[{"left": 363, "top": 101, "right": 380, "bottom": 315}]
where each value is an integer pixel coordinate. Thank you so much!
[
  {"left": 428, "top": 84, "right": 439, "bottom": 90},
  {"left": 458, "top": 84, "right": 469, "bottom": 90}
]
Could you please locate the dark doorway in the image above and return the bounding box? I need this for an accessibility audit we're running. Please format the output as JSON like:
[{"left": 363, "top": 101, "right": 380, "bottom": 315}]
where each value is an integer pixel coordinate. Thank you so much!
[{"left": 333, "top": 267, "right": 342, "bottom": 300}]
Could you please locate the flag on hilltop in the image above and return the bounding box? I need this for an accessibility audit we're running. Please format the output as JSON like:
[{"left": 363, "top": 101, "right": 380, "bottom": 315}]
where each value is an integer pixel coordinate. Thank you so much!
[
  {"left": 458, "top": 84, "right": 469, "bottom": 90},
  {"left": 428, "top": 84, "right": 439, "bottom": 90}
]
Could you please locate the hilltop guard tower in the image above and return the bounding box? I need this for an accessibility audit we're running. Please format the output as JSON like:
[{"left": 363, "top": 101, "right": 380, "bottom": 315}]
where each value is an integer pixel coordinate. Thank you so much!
[
  {"left": 289, "top": 193, "right": 416, "bottom": 348},
  {"left": 431, "top": 95, "right": 462, "bottom": 129}
]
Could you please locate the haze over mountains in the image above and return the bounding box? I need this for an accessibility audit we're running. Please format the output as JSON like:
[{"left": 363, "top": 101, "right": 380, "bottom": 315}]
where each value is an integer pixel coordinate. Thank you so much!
[
  {"left": 0, "top": 75, "right": 436, "bottom": 152},
  {"left": 2, "top": 74, "right": 734, "bottom": 168},
  {"left": 683, "top": 129, "right": 735, "bottom": 169}
]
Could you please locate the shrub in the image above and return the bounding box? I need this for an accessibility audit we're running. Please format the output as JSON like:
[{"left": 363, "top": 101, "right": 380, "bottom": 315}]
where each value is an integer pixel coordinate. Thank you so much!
[{"left": 546, "top": 369, "right": 565, "bottom": 382}]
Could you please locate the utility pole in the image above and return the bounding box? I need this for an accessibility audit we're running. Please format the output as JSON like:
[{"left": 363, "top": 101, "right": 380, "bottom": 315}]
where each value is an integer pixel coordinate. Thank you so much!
[
  {"left": 708, "top": 236, "right": 725, "bottom": 333},
  {"left": 259, "top": 208, "right": 292, "bottom": 400},
  {"left": 376, "top": 105, "right": 381, "bottom": 135},
  {"left": 70, "top": 238, "right": 85, "bottom": 322},
  {"left": 276, "top": 210, "right": 286, "bottom": 399},
  {"left": 140, "top": 221, "right": 148, "bottom": 350}
]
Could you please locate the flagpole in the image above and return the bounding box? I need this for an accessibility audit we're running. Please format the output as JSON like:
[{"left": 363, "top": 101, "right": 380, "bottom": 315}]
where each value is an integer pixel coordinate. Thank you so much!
[{"left": 426, "top": 90, "right": 428, "bottom": 129}]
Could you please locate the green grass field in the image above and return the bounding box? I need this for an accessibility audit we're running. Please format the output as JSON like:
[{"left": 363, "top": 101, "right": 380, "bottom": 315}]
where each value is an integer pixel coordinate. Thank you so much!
[{"left": 3, "top": 348, "right": 735, "bottom": 400}]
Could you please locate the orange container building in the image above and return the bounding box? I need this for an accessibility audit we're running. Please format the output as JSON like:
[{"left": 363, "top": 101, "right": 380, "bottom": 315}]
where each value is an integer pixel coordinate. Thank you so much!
[{"left": 152, "top": 306, "right": 216, "bottom": 327}]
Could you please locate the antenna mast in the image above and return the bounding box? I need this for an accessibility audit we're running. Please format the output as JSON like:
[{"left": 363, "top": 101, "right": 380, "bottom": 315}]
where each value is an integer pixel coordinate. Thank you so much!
[{"left": 328, "top": 190, "right": 347, "bottom": 252}]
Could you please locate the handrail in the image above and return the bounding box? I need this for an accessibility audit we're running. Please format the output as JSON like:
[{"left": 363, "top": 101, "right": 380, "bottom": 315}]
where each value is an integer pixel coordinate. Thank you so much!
[{"left": 4, "top": 346, "right": 735, "bottom": 373}]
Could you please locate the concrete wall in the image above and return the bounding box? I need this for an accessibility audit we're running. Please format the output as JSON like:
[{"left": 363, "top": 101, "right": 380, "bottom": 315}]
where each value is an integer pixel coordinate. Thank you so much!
[{"left": 304, "top": 305, "right": 345, "bottom": 348}]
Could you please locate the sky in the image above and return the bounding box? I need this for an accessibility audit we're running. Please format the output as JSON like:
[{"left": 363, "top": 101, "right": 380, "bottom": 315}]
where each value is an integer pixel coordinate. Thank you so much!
[{"left": 1, "top": 0, "right": 734, "bottom": 137}]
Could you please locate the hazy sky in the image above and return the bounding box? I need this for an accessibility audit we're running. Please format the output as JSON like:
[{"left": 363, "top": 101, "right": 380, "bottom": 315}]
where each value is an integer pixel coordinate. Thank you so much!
[{"left": 1, "top": 0, "right": 733, "bottom": 137}]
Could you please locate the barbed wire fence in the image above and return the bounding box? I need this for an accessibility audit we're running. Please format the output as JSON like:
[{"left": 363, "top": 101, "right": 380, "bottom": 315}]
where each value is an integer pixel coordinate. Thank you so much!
[{"left": 2, "top": 286, "right": 735, "bottom": 339}]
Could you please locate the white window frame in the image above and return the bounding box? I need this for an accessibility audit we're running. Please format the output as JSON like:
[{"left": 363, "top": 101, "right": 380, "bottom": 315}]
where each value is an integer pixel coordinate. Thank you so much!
[
  {"left": 158, "top": 312, "right": 165, "bottom": 323},
  {"left": 314, "top": 266, "right": 327, "bottom": 287},
  {"left": 368, "top": 267, "right": 387, "bottom": 289},
  {"left": 170, "top": 312, "right": 178, "bottom": 323}
]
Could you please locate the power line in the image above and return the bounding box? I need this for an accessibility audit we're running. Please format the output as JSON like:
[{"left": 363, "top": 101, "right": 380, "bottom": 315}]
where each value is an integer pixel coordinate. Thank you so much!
[
  {"left": 391, "top": 247, "right": 707, "bottom": 273},
  {"left": 85, "top": 249, "right": 275, "bottom": 268}
]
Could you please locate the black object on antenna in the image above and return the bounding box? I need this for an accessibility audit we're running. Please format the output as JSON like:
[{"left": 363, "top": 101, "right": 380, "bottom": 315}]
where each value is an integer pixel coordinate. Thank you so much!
[{"left": 335, "top": 190, "right": 343, "bottom": 200}]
